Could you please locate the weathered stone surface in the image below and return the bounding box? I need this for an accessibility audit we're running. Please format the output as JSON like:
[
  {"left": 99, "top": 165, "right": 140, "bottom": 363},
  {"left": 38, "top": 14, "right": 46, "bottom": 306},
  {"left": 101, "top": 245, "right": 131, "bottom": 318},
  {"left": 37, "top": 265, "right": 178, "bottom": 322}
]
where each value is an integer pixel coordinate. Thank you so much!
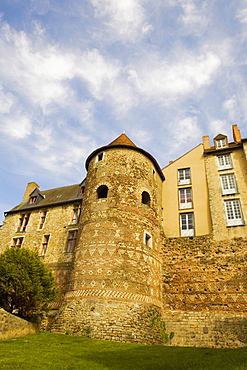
[{"left": 0, "top": 308, "right": 37, "bottom": 340}]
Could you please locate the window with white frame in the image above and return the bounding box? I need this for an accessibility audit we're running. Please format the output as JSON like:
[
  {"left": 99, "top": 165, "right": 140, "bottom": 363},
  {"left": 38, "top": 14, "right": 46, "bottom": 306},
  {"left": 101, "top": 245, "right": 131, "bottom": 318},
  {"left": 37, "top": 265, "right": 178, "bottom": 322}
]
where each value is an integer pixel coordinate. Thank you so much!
[
  {"left": 144, "top": 231, "right": 152, "bottom": 248},
  {"left": 217, "top": 154, "right": 232, "bottom": 170},
  {"left": 178, "top": 168, "right": 191, "bottom": 185},
  {"left": 220, "top": 174, "right": 237, "bottom": 195},
  {"left": 224, "top": 199, "right": 244, "bottom": 226},
  {"left": 216, "top": 138, "right": 227, "bottom": 148},
  {"left": 12, "top": 237, "right": 24, "bottom": 248},
  {"left": 40, "top": 235, "right": 50, "bottom": 256},
  {"left": 180, "top": 213, "right": 194, "bottom": 236},
  {"left": 179, "top": 188, "right": 192, "bottom": 209}
]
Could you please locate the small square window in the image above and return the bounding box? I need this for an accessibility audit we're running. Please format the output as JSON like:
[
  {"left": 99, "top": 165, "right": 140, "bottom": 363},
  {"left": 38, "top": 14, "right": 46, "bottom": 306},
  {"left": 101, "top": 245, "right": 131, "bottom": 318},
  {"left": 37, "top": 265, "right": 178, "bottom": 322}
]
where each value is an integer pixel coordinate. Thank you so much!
[
  {"left": 12, "top": 237, "right": 24, "bottom": 248},
  {"left": 144, "top": 231, "right": 152, "bottom": 248}
]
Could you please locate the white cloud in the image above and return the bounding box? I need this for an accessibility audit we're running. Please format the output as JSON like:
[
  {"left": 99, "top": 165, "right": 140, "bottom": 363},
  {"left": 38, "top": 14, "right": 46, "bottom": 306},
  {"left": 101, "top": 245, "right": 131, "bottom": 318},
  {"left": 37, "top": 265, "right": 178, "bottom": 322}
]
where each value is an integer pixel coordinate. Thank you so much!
[
  {"left": 178, "top": 0, "right": 207, "bottom": 25},
  {"left": 167, "top": 115, "right": 202, "bottom": 156},
  {"left": 223, "top": 96, "right": 239, "bottom": 121},
  {"left": 90, "top": 0, "right": 152, "bottom": 41},
  {"left": 0, "top": 111, "right": 32, "bottom": 138},
  {"left": 75, "top": 48, "right": 120, "bottom": 100},
  {"left": 236, "top": 0, "right": 247, "bottom": 23},
  {"left": 0, "top": 22, "right": 75, "bottom": 113},
  {"left": 209, "top": 120, "right": 228, "bottom": 136},
  {"left": 127, "top": 50, "right": 221, "bottom": 101},
  {"left": 0, "top": 85, "right": 15, "bottom": 113}
]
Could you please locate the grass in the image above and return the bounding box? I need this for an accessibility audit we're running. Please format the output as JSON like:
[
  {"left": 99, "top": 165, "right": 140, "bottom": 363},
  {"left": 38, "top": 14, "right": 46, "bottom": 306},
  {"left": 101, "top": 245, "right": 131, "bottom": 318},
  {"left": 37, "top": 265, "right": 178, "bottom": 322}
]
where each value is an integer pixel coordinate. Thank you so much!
[{"left": 0, "top": 332, "right": 247, "bottom": 370}]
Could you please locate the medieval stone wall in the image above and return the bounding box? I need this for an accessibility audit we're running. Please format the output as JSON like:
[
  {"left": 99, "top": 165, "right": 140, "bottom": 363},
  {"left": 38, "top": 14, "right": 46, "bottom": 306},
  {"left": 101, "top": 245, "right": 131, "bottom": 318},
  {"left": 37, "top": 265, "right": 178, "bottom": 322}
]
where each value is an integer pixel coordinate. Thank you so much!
[
  {"left": 53, "top": 147, "right": 165, "bottom": 343},
  {"left": 161, "top": 236, "right": 247, "bottom": 347},
  {"left": 0, "top": 308, "right": 37, "bottom": 340}
]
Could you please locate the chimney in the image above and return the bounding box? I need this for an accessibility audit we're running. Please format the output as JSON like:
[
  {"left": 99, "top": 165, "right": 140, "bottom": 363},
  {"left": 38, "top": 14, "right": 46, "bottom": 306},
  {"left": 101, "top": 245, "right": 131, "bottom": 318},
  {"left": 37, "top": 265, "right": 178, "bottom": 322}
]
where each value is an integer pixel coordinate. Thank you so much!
[
  {"left": 202, "top": 135, "right": 210, "bottom": 150},
  {"left": 232, "top": 124, "right": 242, "bottom": 143},
  {"left": 22, "top": 182, "right": 39, "bottom": 202}
]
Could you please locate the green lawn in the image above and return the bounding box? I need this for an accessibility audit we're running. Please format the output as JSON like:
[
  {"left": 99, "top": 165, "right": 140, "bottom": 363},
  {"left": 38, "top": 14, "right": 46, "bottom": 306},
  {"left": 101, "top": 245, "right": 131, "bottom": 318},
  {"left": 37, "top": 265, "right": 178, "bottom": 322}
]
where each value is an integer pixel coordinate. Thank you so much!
[{"left": 0, "top": 332, "right": 247, "bottom": 370}]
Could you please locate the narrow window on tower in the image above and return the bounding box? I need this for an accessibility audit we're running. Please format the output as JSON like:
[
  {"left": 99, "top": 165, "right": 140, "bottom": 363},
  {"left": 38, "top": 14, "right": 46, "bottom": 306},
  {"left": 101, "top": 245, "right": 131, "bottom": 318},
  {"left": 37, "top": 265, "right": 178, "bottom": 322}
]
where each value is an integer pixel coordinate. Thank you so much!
[
  {"left": 96, "top": 152, "right": 104, "bottom": 162},
  {"left": 144, "top": 231, "right": 152, "bottom": 248},
  {"left": 97, "top": 185, "right": 108, "bottom": 199},
  {"left": 142, "top": 191, "right": 151, "bottom": 206}
]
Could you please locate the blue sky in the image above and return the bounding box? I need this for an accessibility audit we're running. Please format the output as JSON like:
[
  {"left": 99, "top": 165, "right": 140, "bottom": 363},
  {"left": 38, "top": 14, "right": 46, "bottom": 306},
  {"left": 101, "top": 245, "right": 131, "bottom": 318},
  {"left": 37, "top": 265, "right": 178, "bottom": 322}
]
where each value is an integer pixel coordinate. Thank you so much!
[{"left": 1, "top": 0, "right": 247, "bottom": 223}]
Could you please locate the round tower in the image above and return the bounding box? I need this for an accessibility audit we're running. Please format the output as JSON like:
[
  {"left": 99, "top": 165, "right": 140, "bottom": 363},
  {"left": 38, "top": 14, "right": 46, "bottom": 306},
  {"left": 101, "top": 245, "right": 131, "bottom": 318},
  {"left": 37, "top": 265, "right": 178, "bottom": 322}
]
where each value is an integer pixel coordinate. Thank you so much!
[{"left": 54, "top": 134, "right": 165, "bottom": 344}]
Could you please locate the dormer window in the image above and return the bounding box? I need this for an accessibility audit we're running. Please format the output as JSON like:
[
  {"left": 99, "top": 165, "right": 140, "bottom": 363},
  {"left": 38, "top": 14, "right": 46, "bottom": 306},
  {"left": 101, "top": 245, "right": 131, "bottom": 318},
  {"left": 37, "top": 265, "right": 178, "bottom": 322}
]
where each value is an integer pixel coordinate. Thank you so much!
[
  {"left": 29, "top": 196, "right": 37, "bottom": 204},
  {"left": 216, "top": 138, "right": 227, "bottom": 148},
  {"left": 214, "top": 134, "right": 228, "bottom": 149}
]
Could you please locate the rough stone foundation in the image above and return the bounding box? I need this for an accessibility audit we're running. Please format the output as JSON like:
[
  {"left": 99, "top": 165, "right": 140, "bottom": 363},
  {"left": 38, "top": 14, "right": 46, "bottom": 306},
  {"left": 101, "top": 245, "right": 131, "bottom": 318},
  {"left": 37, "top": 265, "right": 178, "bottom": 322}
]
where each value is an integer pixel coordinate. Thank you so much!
[
  {"left": 51, "top": 299, "right": 164, "bottom": 345},
  {"left": 164, "top": 310, "right": 247, "bottom": 348}
]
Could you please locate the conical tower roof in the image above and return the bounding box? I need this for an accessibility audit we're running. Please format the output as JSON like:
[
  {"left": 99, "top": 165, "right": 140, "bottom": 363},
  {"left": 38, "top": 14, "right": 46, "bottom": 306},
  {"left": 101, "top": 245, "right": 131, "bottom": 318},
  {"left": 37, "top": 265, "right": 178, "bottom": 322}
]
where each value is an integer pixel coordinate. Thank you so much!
[
  {"left": 108, "top": 133, "right": 136, "bottom": 147},
  {"left": 85, "top": 133, "right": 165, "bottom": 181}
]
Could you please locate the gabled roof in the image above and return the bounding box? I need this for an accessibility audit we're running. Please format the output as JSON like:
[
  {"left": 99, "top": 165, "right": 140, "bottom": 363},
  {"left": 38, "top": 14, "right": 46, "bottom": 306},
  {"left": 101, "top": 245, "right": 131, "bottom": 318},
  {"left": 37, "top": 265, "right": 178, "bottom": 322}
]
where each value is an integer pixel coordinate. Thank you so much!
[
  {"left": 108, "top": 133, "right": 136, "bottom": 147},
  {"left": 6, "top": 184, "right": 83, "bottom": 215},
  {"left": 214, "top": 133, "right": 227, "bottom": 140}
]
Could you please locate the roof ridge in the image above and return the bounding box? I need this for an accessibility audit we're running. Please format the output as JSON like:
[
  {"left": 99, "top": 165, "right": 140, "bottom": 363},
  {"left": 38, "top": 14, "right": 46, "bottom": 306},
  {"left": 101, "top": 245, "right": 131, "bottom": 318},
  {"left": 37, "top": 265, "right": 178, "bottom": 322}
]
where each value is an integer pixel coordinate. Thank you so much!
[{"left": 108, "top": 133, "right": 136, "bottom": 147}]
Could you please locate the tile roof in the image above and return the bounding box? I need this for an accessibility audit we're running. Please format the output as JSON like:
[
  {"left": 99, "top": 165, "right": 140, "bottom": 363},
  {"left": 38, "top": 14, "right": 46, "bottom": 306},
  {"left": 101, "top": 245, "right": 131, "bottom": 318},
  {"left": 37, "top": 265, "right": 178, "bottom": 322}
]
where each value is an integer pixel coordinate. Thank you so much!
[
  {"left": 7, "top": 184, "right": 82, "bottom": 214},
  {"left": 108, "top": 133, "right": 136, "bottom": 147}
]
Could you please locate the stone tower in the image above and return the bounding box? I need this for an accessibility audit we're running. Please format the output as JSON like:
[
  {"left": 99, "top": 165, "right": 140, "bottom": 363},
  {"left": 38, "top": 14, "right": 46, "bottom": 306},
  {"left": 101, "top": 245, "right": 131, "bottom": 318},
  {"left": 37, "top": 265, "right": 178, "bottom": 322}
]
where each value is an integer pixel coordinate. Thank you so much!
[{"left": 53, "top": 134, "right": 165, "bottom": 344}]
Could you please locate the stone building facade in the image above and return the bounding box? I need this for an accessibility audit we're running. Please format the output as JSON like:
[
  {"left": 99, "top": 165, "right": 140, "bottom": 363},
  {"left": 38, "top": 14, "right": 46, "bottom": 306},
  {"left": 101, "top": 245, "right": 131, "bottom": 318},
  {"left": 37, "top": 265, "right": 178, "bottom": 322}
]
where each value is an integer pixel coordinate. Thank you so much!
[{"left": 1, "top": 126, "right": 247, "bottom": 347}]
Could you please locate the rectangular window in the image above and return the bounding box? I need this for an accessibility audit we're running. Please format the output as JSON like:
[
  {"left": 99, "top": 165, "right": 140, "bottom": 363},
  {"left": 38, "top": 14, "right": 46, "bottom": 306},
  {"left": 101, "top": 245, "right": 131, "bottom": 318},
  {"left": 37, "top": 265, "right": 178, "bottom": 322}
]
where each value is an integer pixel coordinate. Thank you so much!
[
  {"left": 66, "top": 230, "right": 78, "bottom": 252},
  {"left": 144, "top": 231, "right": 152, "bottom": 248},
  {"left": 40, "top": 235, "right": 50, "bottom": 256},
  {"left": 71, "top": 206, "right": 81, "bottom": 225},
  {"left": 216, "top": 138, "right": 227, "bottom": 148},
  {"left": 217, "top": 154, "right": 232, "bottom": 170},
  {"left": 180, "top": 213, "right": 194, "bottom": 236},
  {"left": 179, "top": 188, "right": 192, "bottom": 209},
  {"left": 178, "top": 168, "right": 191, "bottom": 185},
  {"left": 224, "top": 200, "right": 244, "bottom": 226},
  {"left": 39, "top": 211, "right": 47, "bottom": 230},
  {"left": 17, "top": 213, "right": 30, "bottom": 232},
  {"left": 220, "top": 174, "right": 237, "bottom": 195},
  {"left": 12, "top": 237, "right": 24, "bottom": 247}
]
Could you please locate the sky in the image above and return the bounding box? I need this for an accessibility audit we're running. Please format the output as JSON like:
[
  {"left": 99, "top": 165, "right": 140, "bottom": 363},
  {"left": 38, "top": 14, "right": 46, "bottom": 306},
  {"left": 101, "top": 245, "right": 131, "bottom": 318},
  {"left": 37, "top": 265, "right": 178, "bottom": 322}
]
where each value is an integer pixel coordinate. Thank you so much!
[{"left": 1, "top": 0, "right": 247, "bottom": 223}]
